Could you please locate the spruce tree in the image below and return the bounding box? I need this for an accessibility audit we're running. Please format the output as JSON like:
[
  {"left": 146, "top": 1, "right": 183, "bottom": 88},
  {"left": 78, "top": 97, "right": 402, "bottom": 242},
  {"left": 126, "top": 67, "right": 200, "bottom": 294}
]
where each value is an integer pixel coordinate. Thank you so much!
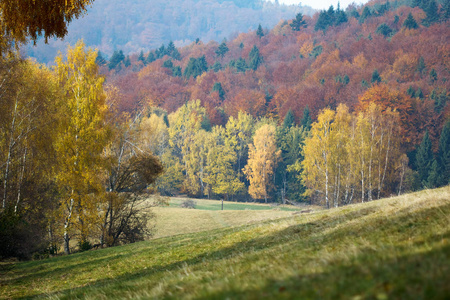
[
  {"left": 429, "top": 68, "right": 437, "bottom": 83},
  {"left": 248, "top": 45, "right": 262, "bottom": 71},
  {"left": 290, "top": 13, "right": 307, "bottom": 31},
  {"left": 256, "top": 24, "right": 264, "bottom": 38},
  {"left": 301, "top": 106, "right": 312, "bottom": 131},
  {"left": 147, "top": 52, "right": 155, "bottom": 64},
  {"left": 427, "top": 159, "right": 439, "bottom": 188},
  {"left": 437, "top": 122, "right": 450, "bottom": 186},
  {"left": 95, "top": 51, "right": 107, "bottom": 66},
  {"left": 376, "top": 23, "right": 392, "bottom": 37},
  {"left": 108, "top": 50, "right": 125, "bottom": 70},
  {"left": 403, "top": 12, "right": 418, "bottom": 29},
  {"left": 283, "top": 109, "right": 295, "bottom": 129},
  {"left": 417, "top": 56, "right": 426, "bottom": 74},
  {"left": 371, "top": 69, "right": 381, "bottom": 84},
  {"left": 215, "top": 41, "right": 229, "bottom": 58},
  {"left": 212, "top": 82, "right": 225, "bottom": 100},
  {"left": 138, "top": 50, "right": 146, "bottom": 65},
  {"left": 416, "top": 130, "right": 434, "bottom": 186},
  {"left": 124, "top": 55, "right": 131, "bottom": 68},
  {"left": 423, "top": 0, "right": 439, "bottom": 26},
  {"left": 235, "top": 57, "right": 247, "bottom": 73}
]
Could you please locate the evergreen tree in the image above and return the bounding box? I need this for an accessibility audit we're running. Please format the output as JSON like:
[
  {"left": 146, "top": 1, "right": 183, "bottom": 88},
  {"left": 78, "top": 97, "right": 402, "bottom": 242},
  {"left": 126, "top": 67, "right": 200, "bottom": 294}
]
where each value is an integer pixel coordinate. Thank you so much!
[
  {"left": 417, "top": 56, "right": 426, "bottom": 74},
  {"left": 163, "top": 59, "right": 174, "bottom": 69},
  {"left": 403, "top": 12, "right": 418, "bottom": 29},
  {"left": 212, "top": 61, "right": 222, "bottom": 72},
  {"left": 283, "top": 109, "right": 295, "bottom": 129},
  {"left": 290, "top": 13, "right": 307, "bottom": 31},
  {"left": 147, "top": 52, "right": 155, "bottom": 64},
  {"left": 437, "top": 122, "right": 450, "bottom": 186},
  {"left": 429, "top": 68, "right": 437, "bottom": 83},
  {"left": 443, "top": 0, "right": 450, "bottom": 20},
  {"left": 415, "top": 130, "right": 434, "bottom": 186},
  {"left": 235, "top": 57, "right": 247, "bottom": 72},
  {"left": 108, "top": 50, "right": 125, "bottom": 70},
  {"left": 407, "top": 86, "right": 415, "bottom": 97},
  {"left": 124, "top": 55, "right": 131, "bottom": 68},
  {"left": 256, "top": 24, "right": 264, "bottom": 38},
  {"left": 359, "top": 6, "right": 372, "bottom": 23},
  {"left": 138, "top": 50, "right": 146, "bottom": 65},
  {"left": 415, "top": 87, "right": 424, "bottom": 99},
  {"left": 371, "top": 69, "right": 381, "bottom": 84},
  {"left": 248, "top": 45, "right": 263, "bottom": 71},
  {"left": 95, "top": 51, "right": 107, "bottom": 66},
  {"left": 300, "top": 106, "right": 312, "bottom": 130},
  {"left": 215, "top": 41, "right": 229, "bottom": 58},
  {"left": 155, "top": 44, "right": 166, "bottom": 59},
  {"left": 172, "top": 66, "right": 182, "bottom": 77},
  {"left": 212, "top": 82, "right": 225, "bottom": 100},
  {"left": 423, "top": 0, "right": 439, "bottom": 26},
  {"left": 335, "top": 4, "right": 348, "bottom": 26},
  {"left": 183, "top": 56, "right": 208, "bottom": 79},
  {"left": 427, "top": 159, "right": 439, "bottom": 188},
  {"left": 167, "top": 41, "right": 181, "bottom": 60},
  {"left": 376, "top": 23, "right": 392, "bottom": 37}
]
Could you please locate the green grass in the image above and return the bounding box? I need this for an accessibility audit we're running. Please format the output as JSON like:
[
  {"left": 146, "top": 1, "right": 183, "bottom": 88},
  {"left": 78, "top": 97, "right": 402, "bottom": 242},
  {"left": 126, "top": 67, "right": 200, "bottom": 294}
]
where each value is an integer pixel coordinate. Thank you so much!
[
  {"left": 151, "top": 197, "right": 312, "bottom": 238},
  {"left": 1, "top": 187, "right": 449, "bottom": 299},
  {"left": 166, "top": 197, "right": 304, "bottom": 211}
]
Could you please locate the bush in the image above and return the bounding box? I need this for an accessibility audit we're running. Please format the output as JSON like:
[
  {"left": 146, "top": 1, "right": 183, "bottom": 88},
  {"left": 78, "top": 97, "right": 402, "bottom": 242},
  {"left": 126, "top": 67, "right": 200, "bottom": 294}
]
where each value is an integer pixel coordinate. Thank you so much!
[
  {"left": 180, "top": 199, "right": 197, "bottom": 209},
  {"left": 78, "top": 240, "right": 92, "bottom": 252},
  {"left": 153, "top": 195, "right": 170, "bottom": 207}
]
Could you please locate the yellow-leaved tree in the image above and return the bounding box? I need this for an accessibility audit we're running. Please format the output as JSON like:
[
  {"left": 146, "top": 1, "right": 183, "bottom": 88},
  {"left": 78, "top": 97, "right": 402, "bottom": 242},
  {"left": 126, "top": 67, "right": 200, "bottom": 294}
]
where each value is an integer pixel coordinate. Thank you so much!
[
  {"left": 302, "top": 108, "right": 335, "bottom": 208},
  {"left": 244, "top": 124, "right": 280, "bottom": 203},
  {"left": 54, "top": 40, "right": 109, "bottom": 254}
]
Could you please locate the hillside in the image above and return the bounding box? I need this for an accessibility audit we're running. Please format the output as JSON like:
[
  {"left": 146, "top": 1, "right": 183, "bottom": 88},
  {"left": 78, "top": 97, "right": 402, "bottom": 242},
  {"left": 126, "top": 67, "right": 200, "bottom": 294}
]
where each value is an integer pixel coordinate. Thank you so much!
[
  {"left": 104, "top": 0, "right": 449, "bottom": 148},
  {"left": 25, "top": 0, "right": 314, "bottom": 63},
  {"left": 1, "top": 187, "right": 449, "bottom": 299}
]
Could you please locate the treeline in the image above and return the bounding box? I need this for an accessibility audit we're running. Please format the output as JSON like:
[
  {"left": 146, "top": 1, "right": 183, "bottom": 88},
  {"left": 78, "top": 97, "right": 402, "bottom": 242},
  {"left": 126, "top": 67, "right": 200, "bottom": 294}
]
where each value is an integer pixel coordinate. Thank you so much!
[
  {"left": 0, "top": 42, "right": 163, "bottom": 259},
  {"left": 139, "top": 93, "right": 449, "bottom": 206}
]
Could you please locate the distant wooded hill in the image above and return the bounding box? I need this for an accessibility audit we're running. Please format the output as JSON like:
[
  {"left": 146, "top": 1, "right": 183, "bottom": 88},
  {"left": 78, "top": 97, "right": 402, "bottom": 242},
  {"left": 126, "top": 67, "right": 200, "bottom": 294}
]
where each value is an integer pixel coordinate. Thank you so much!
[{"left": 25, "top": 0, "right": 314, "bottom": 63}]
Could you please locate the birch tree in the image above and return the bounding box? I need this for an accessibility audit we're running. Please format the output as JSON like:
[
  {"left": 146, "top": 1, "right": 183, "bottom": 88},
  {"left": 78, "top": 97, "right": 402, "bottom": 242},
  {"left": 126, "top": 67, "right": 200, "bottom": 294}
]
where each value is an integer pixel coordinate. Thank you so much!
[
  {"left": 244, "top": 124, "right": 280, "bottom": 202},
  {"left": 54, "top": 41, "right": 109, "bottom": 254}
]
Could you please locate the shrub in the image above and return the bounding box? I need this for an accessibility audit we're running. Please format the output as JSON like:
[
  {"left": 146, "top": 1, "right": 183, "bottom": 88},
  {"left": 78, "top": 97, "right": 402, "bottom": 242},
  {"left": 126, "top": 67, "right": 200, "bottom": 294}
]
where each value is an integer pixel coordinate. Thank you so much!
[{"left": 180, "top": 199, "right": 197, "bottom": 209}]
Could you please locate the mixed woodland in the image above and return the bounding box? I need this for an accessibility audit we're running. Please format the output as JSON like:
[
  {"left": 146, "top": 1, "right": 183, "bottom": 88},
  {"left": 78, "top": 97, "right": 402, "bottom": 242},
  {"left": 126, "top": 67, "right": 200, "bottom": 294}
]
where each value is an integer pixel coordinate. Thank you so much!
[{"left": 1, "top": 0, "right": 450, "bottom": 258}]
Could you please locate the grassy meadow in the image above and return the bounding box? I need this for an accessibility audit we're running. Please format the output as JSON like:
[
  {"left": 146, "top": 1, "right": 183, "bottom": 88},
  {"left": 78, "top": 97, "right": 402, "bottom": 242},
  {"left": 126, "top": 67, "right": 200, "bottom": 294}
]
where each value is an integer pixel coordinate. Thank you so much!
[
  {"left": 152, "top": 197, "right": 311, "bottom": 238},
  {"left": 1, "top": 187, "right": 449, "bottom": 299}
]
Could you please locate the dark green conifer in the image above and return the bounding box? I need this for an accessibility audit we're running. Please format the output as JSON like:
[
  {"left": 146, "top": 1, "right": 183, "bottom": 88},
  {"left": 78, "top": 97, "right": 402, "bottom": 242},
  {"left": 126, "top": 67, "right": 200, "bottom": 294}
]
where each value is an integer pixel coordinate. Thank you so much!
[
  {"left": 212, "top": 82, "right": 225, "bottom": 100},
  {"left": 283, "top": 109, "right": 296, "bottom": 129},
  {"left": 403, "top": 12, "right": 418, "bottom": 29},
  {"left": 248, "top": 45, "right": 263, "bottom": 71},
  {"left": 290, "top": 13, "right": 307, "bottom": 31},
  {"left": 300, "top": 106, "right": 312, "bottom": 131},
  {"left": 108, "top": 50, "right": 125, "bottom": 70},
  {"left": 215, "top": 41, "right": 229, "bottom": 58},
  {"left": 429, "top": 68, "right": 437, "bottom": 83},
  {"left": 416, "top": 130, "right": 434, "bottom": 186},
  {"left": 256, "top": 24, "right": 264, "bottom": 38},
  {"left": 437, "top": 122, "right": 450, "bottom": 186},
  {"left": 371, "top": 69, "right": 381, "bottom": 84}
]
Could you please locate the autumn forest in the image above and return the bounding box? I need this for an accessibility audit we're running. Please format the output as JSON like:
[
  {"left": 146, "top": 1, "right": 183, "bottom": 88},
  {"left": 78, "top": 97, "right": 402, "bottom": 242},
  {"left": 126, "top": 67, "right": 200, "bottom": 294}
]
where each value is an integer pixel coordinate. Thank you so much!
[{"left": 1, "top": 0, "right": 449, "bottom": 259}]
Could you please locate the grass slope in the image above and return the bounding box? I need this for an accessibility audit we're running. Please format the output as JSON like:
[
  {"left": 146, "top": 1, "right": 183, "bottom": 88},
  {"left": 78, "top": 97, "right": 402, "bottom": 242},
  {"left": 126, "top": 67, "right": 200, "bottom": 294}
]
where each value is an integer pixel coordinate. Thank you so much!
[{"left": 1, "top": 187, "right": 449, "bottom": 299}]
